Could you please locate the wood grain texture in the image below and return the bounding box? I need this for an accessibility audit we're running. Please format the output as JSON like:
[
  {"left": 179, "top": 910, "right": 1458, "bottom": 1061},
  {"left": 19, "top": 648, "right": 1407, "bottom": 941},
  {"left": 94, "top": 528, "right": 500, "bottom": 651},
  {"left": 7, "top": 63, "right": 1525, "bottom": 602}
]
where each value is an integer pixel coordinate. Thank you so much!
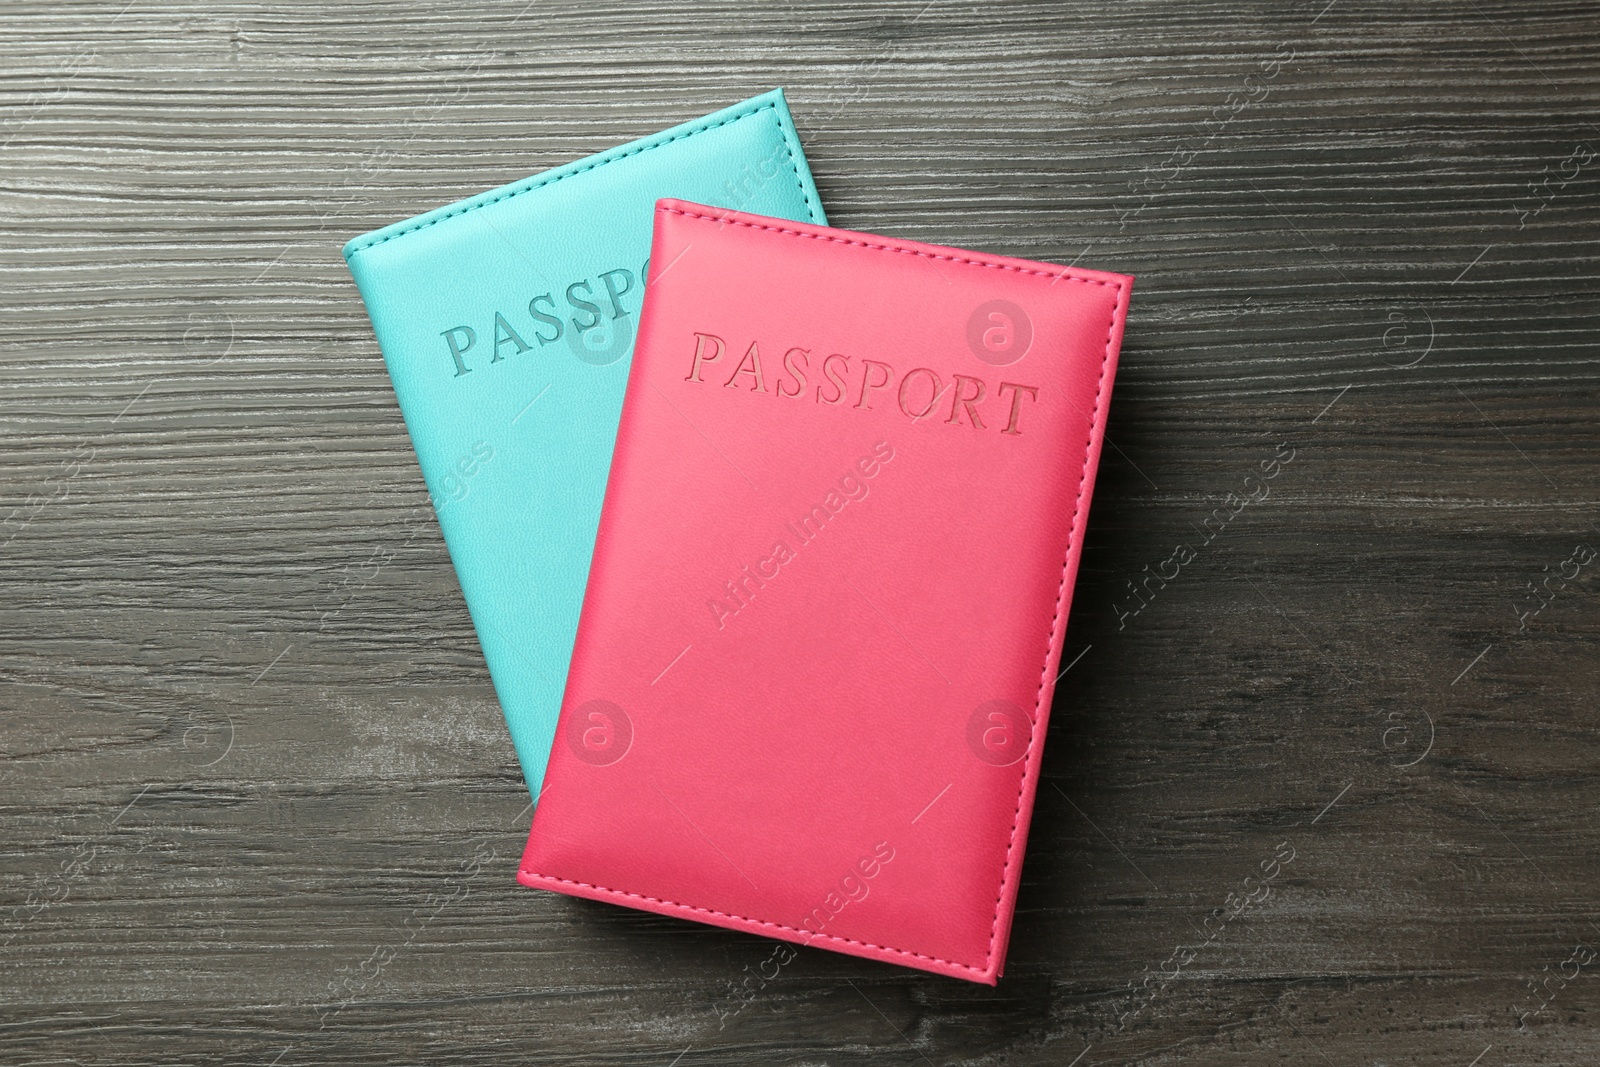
[{"left": 2, "top": 0, "right": 1598, "bottom": 1063}]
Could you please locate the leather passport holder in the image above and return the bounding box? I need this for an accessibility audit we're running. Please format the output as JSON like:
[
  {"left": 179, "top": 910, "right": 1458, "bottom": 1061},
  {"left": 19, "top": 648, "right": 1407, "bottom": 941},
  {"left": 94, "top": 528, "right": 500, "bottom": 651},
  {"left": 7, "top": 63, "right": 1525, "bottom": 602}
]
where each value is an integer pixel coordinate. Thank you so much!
[
  {"left": 518, "top": 200, "right": 1132, "bottom": 982},
  {"left": 342, "top": 92, "right": 825, "bottom": 798}
]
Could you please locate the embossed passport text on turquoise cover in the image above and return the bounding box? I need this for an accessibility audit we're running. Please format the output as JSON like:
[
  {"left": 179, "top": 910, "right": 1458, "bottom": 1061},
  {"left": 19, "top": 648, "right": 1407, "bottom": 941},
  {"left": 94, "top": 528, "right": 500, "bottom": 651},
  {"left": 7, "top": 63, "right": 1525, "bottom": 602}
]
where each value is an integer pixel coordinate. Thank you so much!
[{"left": 343, "top": 90, "right": 825, "bottom": 797}]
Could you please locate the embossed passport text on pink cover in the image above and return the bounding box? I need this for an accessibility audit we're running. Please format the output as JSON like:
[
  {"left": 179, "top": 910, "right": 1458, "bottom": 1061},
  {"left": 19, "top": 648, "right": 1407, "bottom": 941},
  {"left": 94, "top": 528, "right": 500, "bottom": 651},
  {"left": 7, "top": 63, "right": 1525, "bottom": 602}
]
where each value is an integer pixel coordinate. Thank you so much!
[{"left": 519, "top": 199, "right": 1132, "bottom": 983}]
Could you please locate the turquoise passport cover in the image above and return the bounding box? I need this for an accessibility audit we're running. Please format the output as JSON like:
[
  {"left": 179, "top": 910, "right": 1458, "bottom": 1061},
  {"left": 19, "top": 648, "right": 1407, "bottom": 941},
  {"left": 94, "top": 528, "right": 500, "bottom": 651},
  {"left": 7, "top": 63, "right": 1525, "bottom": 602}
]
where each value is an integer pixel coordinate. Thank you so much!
[{"left": 342, "top": 89, "right": 826, "bottom": 797}]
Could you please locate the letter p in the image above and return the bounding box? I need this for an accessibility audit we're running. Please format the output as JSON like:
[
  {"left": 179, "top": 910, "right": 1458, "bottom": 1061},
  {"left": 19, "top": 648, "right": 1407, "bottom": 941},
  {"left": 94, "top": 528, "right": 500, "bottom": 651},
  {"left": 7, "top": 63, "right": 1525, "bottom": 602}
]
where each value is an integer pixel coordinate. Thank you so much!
[
  {"left": 686, "top": 332, "right": 726, "bottom": 383},
  {"left": 441, "top": 326, "right": 476, "bottom": 377},
  {"left": 598, "top": 268, "right": 634, "bottom": 319}
]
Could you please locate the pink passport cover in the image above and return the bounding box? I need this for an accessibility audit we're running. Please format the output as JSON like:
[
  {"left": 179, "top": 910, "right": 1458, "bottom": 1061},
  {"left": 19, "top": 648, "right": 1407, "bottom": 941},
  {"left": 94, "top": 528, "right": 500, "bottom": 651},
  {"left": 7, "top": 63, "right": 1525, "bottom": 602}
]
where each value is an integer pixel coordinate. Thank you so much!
[{"left": 518, "top": 199, "right": 1132, "bottom": 983}]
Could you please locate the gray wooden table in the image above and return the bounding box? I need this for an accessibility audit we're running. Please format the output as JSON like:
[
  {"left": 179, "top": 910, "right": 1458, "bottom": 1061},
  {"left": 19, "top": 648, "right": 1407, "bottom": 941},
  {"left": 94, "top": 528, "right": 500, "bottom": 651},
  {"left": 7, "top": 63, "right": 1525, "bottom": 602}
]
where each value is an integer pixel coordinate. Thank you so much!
[{"left": 4, "top": 1, "right": 1598, "bottom": 1063}]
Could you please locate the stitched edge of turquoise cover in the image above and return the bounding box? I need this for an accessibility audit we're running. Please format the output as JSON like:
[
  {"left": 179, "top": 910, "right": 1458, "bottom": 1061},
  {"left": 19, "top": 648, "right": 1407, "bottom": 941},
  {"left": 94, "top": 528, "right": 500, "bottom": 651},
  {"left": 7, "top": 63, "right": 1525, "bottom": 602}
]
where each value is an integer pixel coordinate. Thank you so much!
[{"left": 342, "top": 89, "right": 826, "bottom": 798}]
